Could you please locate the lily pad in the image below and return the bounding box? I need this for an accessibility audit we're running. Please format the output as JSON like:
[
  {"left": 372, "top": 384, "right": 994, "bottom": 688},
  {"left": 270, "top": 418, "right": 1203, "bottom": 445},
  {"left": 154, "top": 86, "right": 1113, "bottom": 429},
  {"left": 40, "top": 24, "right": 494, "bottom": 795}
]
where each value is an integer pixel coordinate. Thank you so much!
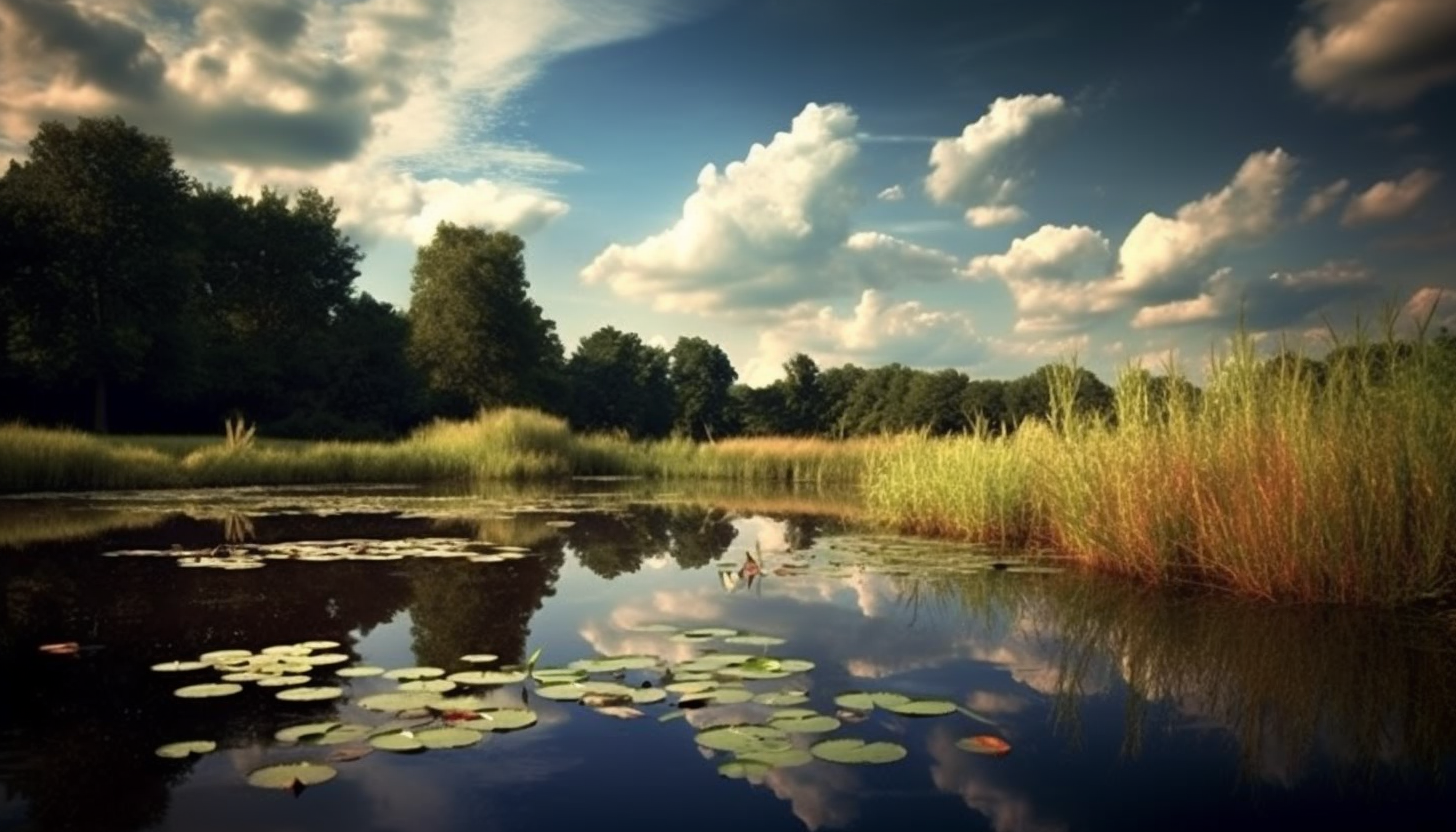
[
  {"left": 532, "top": 667, "right": 587, "bottom": 683},
  {"left": 833, "top": 691, "right": 911, "bottom": 711},
  {"left": 683, "top": 627, "right": 738, "bottom": 639},
  {"left": 568, "top": 655, "right": 660, "bottom": 673},
  {"left": 262, "top": 645, "right": 311, "bottom": 657},
  {"left": 624, "top": 623, "right": 679, "bottom": 633},
  {"left": 220, "top": 671, "right": 272, "bottom": 683},
  {"left": 337, "top": 665, "right": 385, "bottom": 678},
  {"left": 448, "top": 669, "right": 528, "bottom": 686},
  {"left": 155, "top": 740, "right": 216, "bottom": 759},
  {"left": 369, "top": 731, "right": 425, "bottom": 753},
  {"left": 695, "top": 724, "right": 792, "bottom": 755},
  {"left": 326, "top": 745, "right": 373, "bottom": 763},
  {"left": 665, "top": 681, "right": 718, "bottom": 695},
  {"left": 199, "top": 649, "right": 252, "bottom": 664},
  {"left": 769, "top": 713, "right": 841, "bottom": 734},
  {"left": 299, "top": 640, "right": 341, "bottom": 650},
  {"left": 460, "top": 653, "right": 499, "bottom": 664},
  {"left": 150, "top": 660, "right": 210, "bottom": 672},
  {"left": 256, "top": 675, "right": 312, "bottom": 688},
  {"left": 880, "top": 699, "right": 957, "bottom": 717},
  {"left": 810, "top": 738, "right": 908, "bottom": 765},
  {"left": 357, "top": 691, "right": 446, "bottom": 712},
  {"left": 313, "top": 724, "right": 374, "bottom": 746},
  {"left": 415, "top": 727, "right": 483, "bottom": 749},
  {"left": 461, "top": 708, "right": 538, "bottom": 732},
  {"left": 630, "top": 688, "right": 668, "bottom": 705},
  {"left": 246, "top": 762, "right": 338, "bottom": 789},
  {"left": 301, "top": 653, "right": 350, "bottom": 666},
  {"left": 174, "top": 683, "right": 243, "bottom": 699},
  {"left": 274, "top": 722, "right": 340, "bottom": 744},
  {"left": 956, "top": 735, "right": 1012, "bottom": 756},
  {"left": 739, "top": 746, "right": 815, "bottom": 768},
  {"left": 383, "top": 666, "right": 446, "bottom": 681},
  {"left": 275, "top": 686, "right": 343, "bottom": 702}
]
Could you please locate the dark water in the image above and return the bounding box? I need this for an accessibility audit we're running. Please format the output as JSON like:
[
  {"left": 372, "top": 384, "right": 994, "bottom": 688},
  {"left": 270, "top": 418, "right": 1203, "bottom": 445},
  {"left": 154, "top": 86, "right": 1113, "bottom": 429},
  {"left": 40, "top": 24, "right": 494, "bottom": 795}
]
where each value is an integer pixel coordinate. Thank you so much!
[{"left": 1, "top": 486, "right": 1454, "bottom": 832}]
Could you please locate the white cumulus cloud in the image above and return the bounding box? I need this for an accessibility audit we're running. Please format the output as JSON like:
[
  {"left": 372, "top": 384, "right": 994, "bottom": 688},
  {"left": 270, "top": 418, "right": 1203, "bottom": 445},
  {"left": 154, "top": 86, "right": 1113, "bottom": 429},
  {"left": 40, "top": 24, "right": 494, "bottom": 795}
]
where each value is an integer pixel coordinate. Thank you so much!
[
  {"left": 1290, "top": 0, "right": 1456, "bottom": 109},
  {"left": 582, "top": 103, "right": 960, "bottom": 313},
  {"left": 924, "top": 93, "right": 1066, "bottom": 225},
  {"left": 1299, "top": 178, "right": 1350, "bottom": 221},
  {"left": 965, "top": 205, "right": 1027, "bottom": 228},
  {"left": 876, "top": 184, "right": 905, "bottom": 201}
]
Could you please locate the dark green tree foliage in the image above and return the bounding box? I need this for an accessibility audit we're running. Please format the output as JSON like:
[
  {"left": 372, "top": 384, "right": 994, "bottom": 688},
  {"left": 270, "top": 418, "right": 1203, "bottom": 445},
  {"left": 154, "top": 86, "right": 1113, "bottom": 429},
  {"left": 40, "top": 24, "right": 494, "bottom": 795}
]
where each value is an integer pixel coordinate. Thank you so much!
[
  {"left": 0, "top": 117, "right": 192, "bottom": 431},
  {"left": 730, "top": 383, "right": 789, "bottom": 436},
  {"left": 962, "top": 379, "right": 1010, "bottom": 433},
  {"left": 1003, "top": 364, "right": 1114, "bottom": 426},
  {"left": 566, "top": 326, "right": 673, "bottom": 438},
  {"left": 818, "top": 364, "right": 867, "bottom": 438},
  {"left": 840, "top": 363, "right": 918, "bottom": 434},
  {"left": 903, "top": 369, "right": 971, "bottom": 434},
  {"left": 188, "top": 184, "right": 363, "bottom": 429},
  {"left": 407, "top": 224, "right": 564, "bottom": 415},
  {"left": 780, "top": 353, "right": 825, "bottom": 435},
  {"left": 668, "top": 336, "right": 737, "bottom": 440}
]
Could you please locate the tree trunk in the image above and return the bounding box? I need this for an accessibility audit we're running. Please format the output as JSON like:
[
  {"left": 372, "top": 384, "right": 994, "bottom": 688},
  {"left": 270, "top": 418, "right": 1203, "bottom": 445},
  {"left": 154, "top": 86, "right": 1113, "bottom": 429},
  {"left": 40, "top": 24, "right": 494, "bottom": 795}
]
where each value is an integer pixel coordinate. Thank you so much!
[{"left": 93, "top": 375, "right": 108, "bottom": 434}]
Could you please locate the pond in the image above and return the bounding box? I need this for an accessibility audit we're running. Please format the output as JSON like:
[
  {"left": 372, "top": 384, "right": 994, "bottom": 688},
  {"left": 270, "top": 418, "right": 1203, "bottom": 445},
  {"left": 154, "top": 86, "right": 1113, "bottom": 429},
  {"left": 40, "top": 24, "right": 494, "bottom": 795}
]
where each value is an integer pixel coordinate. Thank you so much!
[{"left": 1, "top": 484, "right": 1453, "bottom": 832}]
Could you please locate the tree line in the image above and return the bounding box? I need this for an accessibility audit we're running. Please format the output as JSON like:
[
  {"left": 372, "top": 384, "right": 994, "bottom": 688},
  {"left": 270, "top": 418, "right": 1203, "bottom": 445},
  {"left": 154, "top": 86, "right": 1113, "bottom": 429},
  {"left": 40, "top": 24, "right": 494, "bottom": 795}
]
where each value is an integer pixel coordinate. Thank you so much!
[{"left": 3, "top": 117, "right": 1450, "bottom": 440}]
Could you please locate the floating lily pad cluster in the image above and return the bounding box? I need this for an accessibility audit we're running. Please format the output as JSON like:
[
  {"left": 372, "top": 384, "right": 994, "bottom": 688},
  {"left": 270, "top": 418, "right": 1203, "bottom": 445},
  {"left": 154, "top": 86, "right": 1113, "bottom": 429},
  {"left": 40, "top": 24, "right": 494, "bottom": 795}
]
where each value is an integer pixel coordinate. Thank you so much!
[
  {"left": 104, "top": 537, "right": 542, "bottom": 571},
  {"left": 148, "top": 623, "right": 1013, "bottom": 795}
]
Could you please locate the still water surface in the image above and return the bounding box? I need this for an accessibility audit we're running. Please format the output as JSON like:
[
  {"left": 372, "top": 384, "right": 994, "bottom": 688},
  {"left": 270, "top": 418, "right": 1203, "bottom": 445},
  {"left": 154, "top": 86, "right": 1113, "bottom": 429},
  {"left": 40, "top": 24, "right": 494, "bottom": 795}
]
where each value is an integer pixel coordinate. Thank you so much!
[{"left": 1, "top": 485, "right": 1453, "bottom": 832}]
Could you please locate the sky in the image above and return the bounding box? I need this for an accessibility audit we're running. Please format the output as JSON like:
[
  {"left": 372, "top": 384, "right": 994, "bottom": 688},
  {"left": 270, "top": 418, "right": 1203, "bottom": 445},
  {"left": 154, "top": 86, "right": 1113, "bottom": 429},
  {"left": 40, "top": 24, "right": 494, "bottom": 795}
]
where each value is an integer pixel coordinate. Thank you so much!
[{"left": 2, "top": 0, "right": 1454, "bottom": 384}]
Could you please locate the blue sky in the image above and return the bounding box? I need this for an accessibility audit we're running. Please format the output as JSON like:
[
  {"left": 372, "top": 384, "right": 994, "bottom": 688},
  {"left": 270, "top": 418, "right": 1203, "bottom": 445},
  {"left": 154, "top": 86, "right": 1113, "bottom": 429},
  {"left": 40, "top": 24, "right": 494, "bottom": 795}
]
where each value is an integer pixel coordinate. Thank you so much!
[{"left": 2, "top": 0, "right": 1453, "bottom": 383}]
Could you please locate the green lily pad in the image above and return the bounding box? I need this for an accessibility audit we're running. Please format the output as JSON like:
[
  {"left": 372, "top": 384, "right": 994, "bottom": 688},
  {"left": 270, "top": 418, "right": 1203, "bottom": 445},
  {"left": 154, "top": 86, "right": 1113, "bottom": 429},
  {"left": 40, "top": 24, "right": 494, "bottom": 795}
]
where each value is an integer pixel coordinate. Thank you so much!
[
  {"left": 357, "top": 691, "right": 446, "bottom": 712},
  {"left": 301, "top": 653, "right": 350, "bottom": 666},
  {"left": 833, "top": 691, "right": 911, "bottom": 711},
  {"left": 369, "top": 731, "right": 425, "bottom": 753},
  {"left": 275, "top": 686, "right": 344, "bottom": 702},
  {"left": 313, "top": 724, "right": 373, "bottom": 746},
  {"left": 462, "top": 708, "right": 538, "bottom": 732},
  {"left": 262, "top": 645, "right": 311, "bottom": 657},
  {"left": 696, "top": 724, "right": 793, "bottom": 755},
  {"left": 383, "top": 666, "right": 446, "bottom": 681},
  {"left": 246, "top": 761, "right": 338, "bottom": 789},
  {"left": 718, "top": 760, "right": 772, "bottom": 780},
  {"left": 155, "top": 740, "right": 216, "bottom": 759},
  {"left": 220, "top": 671, "right": 271, "bottom": 683},
  {"left": 810, "top": 738, "right": 908, "bottom": 765},
  {"left": 772, "top": 658, "right": 816, "bottom": 674},
  {"left": 569, "top": 655, "right": 660, "bottom": 673},
  {"left": 754, "top": 691, "right": 809, "bottom": 706},
  {"left": 399, "top": 679, "right": 457, "bottom": 694},
  {"left": 256, "top": 674, "right": 312, "bottom": 688},
  {"left": 658, "top": 710, "right": 688, "bottom": 723},
  {"left": 683, "top": 627, "right": 739, "bottom": 638},
  {"left": 299, "top": 640, "right": 341, "bottom": 650},
  {"left": 460, "top": 653, "right": 499, "bottom": 664},
  {"left": 630, "top": 688, "right": 668, "bottom": 705},
  {"left": 174, "top": 683, "right": 243, "bottom": 699},
  {"left": 447, "top": 669, "right": 527, "bottom": 686},
  {"left": 274, "top": 722, "right": 340, "bottom": 744},
  {"left": 532, "top": 667, "right": 587, "bottom": 683},
  {"left": 739, "top": 746, "right": 815, "bottom": 768},
  {"left": 717, "top": 666, "right": 791, "bottom": 680},
  {"left": 880, "top": 699, "right": 957, "bottom": 717},
  {"left": 150, "top": 660, "right": 210, "bottom": 672},
  {"left": 535, "top": 680, "right": 635, "bottom": 701},
  {"left": 415, "top": 727, "right": 483, "bottom": 749},
  {"left": 337, "top": 665, "right": 385, "bottom": 678},
  {"left": 198, "top": 649, "right": 252, "bottom": 663},
  {"left": 770, "top": 713, "right": 841, "bottom": 733}
]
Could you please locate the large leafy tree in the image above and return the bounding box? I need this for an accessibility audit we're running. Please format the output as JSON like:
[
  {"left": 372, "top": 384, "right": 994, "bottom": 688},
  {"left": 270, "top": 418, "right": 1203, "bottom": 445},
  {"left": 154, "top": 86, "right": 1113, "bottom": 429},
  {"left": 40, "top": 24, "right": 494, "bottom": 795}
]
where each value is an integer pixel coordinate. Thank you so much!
[
  {"left": 566, "top": 326, "right": 673, "bottom": 438},
  {"left": 0, "top": 116, "right": 192, "bottom": 431},
  {"left": 668, "top": 336, "right": 736, "bottom": 441},
  {"left": 780, "top": 352, "right": 825, "bottom": 436},
  {"left": 189, "top": 183, "right": 362, "bottom": 425},
  {"left": 407, "top": 224, "right": 564, "bottom": 414}
]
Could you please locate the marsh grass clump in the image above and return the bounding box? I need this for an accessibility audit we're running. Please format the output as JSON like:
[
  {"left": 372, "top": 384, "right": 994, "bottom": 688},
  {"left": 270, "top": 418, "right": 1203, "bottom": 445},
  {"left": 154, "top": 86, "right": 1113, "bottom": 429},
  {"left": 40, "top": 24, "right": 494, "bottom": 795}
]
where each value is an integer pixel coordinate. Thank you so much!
[
  {"left": 0, "top": 422, "right": 181, "bottom": 492},
  {"left": 866, "top": 318, "right": 1456, "bottom": 604}
]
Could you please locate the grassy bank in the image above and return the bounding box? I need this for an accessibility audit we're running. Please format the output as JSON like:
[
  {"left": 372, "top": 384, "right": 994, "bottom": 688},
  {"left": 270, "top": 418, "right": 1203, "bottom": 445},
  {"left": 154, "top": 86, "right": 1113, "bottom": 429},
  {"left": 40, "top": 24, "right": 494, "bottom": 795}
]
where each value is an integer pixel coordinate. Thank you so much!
[
  {"left": 4, "top": 328, "right": 1454, "bottom": 604},
  {"left": 864, "top": 331, "right": 1456, "bottom": 604}
]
